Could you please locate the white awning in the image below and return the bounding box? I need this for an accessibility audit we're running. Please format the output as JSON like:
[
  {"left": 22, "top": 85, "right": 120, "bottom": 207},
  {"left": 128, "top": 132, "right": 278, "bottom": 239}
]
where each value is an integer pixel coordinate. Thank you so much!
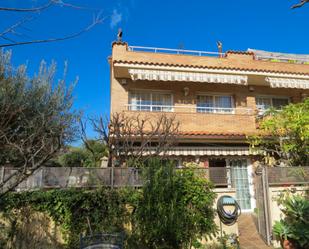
[
  {"left": 266, "top": 77, "right": 309, "bottom": 89},
  {"left": 141, "top": 147, "right": 255, "bottom": 156},
  {"left": 128, "top": 69, "right": 248, "bottom": 85}
]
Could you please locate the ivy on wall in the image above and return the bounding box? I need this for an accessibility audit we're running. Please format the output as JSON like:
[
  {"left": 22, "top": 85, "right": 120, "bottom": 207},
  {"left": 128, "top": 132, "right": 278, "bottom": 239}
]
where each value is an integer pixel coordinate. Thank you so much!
[{"left": 0, "top": 188, "right": 129, "bottom": 249}]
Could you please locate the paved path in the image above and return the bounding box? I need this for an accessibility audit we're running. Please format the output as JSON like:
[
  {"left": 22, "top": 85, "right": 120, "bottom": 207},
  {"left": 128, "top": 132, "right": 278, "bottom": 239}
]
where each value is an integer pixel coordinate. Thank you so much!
[{"left": 238, "top": 214, "right": 272, "bottom": 249}]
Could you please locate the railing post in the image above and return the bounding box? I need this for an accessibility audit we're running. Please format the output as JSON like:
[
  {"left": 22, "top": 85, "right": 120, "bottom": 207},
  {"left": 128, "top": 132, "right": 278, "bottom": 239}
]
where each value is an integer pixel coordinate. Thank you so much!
[
  {"left": 0, "top": 166, "right": 4, "bottom": 185},
  {"left": 111, "top": 166, "right": 114, "bottom": 189},
  {"left": 39, "top": 167, "right": 44, "bottom": 188}
]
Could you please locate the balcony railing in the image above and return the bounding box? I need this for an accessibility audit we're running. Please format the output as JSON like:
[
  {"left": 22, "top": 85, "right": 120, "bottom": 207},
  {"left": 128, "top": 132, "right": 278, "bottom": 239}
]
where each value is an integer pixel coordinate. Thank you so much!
[
  {"left": 128, "top": 46, "right": 309, "bottom": 65},
  {"left": 128, "top": 46, "right": 224, "bottom": 57},
  {"left": 126, "top": 104, "right": 253, "bottom": 115}
]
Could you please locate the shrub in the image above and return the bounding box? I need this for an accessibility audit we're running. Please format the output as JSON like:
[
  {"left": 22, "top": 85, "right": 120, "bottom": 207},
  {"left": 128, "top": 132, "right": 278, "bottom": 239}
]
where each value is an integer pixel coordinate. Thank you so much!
[
  {"left": 273, "top": 194, "right": 309, "bottom": 249},
  {"left": 129, "top": 158, "right": 217, "bottom": 249}
]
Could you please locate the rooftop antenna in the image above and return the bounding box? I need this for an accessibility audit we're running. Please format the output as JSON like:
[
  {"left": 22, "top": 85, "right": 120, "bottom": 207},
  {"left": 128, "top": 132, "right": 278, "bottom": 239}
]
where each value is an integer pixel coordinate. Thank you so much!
[
  {"left": 217, "top": 41, "right": 223, "bottom": 58},
  {"left": 117, "top": 28, "right": 123, "bottom": 42}
]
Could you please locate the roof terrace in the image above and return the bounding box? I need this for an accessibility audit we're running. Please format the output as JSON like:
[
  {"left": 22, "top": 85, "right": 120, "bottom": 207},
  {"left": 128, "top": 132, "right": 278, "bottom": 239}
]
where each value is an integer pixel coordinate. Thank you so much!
[
  {"left": 127, "top": 45, "right": 309, "bottom": 65},
  {"left": 112, "top": 42, "right": 309, "bottom": 77}
]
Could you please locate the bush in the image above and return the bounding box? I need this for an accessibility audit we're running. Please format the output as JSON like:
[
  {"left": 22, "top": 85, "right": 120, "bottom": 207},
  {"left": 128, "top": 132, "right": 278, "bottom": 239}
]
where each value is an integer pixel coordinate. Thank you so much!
[{"left": 129, "top": 158, "right": 217, "bottom": 249}]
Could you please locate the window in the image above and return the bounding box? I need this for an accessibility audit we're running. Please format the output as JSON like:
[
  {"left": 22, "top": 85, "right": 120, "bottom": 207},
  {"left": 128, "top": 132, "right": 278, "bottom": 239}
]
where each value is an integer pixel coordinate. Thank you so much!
[
  {"left": 256, "top": 96, "right": 289, "bottom": 114},
  {"left": 197, "top": 95, "right": 233, "bottom": 113},
  {"left": 129, "top": 92, "right": 173, "bottom": 112}
]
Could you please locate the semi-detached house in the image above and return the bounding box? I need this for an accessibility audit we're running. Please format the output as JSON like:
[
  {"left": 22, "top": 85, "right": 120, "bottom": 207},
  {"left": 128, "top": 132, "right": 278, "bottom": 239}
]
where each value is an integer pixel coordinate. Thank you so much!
[{"left": 109, "top": 41, "right": 309, "bottom": 213}]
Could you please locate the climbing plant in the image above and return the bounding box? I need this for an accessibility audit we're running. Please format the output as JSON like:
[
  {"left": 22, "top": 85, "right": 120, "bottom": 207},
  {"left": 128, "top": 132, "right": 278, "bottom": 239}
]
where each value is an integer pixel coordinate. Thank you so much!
[{"left": 0, "top": 188, "right": 129, "bottom": 249}]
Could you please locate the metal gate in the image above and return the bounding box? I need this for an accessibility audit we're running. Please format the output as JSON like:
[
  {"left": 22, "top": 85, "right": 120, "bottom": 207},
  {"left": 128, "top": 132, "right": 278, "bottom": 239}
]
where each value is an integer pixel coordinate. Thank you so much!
[{"left": 254, "top": 167, "right": 271, "bottom": 245}]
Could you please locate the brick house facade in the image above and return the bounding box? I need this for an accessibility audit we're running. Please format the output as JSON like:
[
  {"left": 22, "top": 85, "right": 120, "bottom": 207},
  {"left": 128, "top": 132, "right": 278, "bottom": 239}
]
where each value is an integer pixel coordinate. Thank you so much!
[{"left": 109, "top": 42, "right": 309, "bottom": 212}]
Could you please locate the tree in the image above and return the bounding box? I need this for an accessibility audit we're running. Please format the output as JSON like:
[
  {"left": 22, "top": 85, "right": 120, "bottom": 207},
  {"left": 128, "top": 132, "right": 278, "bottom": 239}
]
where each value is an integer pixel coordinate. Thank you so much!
[
  {"left": 291, "top": 0, "right": 309, "bottom": 9},
  {"left": 128, "top": 158, "right": 217, "bottom": 249},
  {"left": 0, "top": 0, "right": 104, "bottom": 48},
  {"left": 0, "top": 50, "right": 79, "bottom": 197},
  {"left": 81, "top": 139, "right": 108, "bottom": 167},
  {"left": 58, "top": 147, "right": 87, "bottom": 168},
  {"left": 88, "top": 112, "right": 180, "bottom": 167},
  {"left": 58, "top": 140, "right": 108, "bottom": 167},
  {"left": 249, "top": 98, "right": 309, "bottom": 166}
]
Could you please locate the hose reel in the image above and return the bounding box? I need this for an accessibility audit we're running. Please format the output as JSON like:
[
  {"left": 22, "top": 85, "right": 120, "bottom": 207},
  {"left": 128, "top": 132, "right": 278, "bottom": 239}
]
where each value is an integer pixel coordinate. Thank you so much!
[
  {"left": 217, "top": 195, "right": 241, "bottom": 226},
  {"left": 216, "top": 195, "right": 241, "bottom": 248}
]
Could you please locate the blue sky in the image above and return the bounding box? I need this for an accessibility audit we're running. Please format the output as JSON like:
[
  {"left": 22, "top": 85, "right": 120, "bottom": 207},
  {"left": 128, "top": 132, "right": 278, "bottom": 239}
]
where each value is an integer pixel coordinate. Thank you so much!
[{"left": 1, "top": 0, "right": 308, "bottom": 138}]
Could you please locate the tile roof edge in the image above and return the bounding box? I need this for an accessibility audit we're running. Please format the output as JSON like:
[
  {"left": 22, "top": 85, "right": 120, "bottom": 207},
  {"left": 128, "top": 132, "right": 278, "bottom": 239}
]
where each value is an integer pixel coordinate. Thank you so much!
[{"left": 113, "top": 60, "right": 309, "bottom": 76}]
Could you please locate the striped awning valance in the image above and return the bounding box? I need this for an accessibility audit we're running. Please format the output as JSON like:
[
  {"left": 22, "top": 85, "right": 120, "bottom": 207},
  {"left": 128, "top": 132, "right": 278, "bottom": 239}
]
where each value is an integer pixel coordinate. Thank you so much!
[
  {"left": 141, "top": 147, "right": 255, "bottom": 156},
  {"left": 266, "top": 77, "right": 309, "bottom": 89},
  {"left": 128, "top": 69, "right": 248, "bottom": 85}
]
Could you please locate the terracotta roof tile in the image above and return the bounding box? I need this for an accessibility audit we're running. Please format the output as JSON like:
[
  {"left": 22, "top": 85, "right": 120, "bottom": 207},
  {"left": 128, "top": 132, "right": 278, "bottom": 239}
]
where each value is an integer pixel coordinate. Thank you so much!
[
  {"left": 225, "top": 50, "right": 255, "bottom": 56},
  {"left": 179, "top": 131, "right": 248, "bottom": 137}
]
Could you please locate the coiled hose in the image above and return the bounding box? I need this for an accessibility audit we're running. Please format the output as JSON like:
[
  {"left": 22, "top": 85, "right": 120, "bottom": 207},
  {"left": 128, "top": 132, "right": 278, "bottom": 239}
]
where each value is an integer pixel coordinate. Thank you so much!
[{"left": 217, "top": 195, "right": 241, "bottom": 226}]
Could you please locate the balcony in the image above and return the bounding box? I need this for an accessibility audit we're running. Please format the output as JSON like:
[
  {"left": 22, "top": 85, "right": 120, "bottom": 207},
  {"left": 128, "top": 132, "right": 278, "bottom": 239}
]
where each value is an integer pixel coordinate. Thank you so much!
[{"left": 124, "top": 104, "right": 257, "bottom": 134}]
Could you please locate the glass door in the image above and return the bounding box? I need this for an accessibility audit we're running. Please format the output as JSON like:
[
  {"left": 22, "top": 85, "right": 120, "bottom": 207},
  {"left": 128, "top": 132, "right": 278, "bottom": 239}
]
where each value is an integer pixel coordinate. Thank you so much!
[{"left": 229, "top": 159, "right": 251, "bottom": 211}]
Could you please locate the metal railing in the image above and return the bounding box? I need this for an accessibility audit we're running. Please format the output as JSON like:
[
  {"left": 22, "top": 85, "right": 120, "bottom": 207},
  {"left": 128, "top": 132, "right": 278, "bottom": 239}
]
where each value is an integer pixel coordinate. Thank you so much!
[
  {"left": 125, "top": 104, "right": 254, "bottom": 115},
  {"left": 128, "top": 45, "right": 224, "bottom": 57},
  {"left": 128, "top": 46, "right": 309, "bottom": 64},
  {"left": 0, "top": 166, "right": 229, "bottom": 190}
]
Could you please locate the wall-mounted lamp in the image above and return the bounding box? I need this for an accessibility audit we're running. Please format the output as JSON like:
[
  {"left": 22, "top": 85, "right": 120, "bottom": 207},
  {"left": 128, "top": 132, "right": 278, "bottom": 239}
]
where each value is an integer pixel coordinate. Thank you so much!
[
  {"left": 183, "top": 87, "right": 189, "bottom": 96},
  {"left": 248, "top": 86, "right": 255, "bottom": 92},
  {"left": 120, "top": 79, "right": 127, "bottom": 85}
]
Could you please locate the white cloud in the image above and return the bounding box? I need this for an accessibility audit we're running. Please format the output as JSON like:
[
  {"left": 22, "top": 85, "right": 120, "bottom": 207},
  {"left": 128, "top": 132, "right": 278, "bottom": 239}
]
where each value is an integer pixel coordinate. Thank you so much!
[{"left": 110, "top": 9, "right": 122, "bottom": 29}]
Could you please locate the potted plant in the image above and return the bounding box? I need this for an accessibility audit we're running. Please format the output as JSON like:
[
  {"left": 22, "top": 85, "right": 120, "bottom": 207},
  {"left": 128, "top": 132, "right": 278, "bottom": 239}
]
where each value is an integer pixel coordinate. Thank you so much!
[{"left": 273, "top": 194, "right": 309, "bottom": 249}]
